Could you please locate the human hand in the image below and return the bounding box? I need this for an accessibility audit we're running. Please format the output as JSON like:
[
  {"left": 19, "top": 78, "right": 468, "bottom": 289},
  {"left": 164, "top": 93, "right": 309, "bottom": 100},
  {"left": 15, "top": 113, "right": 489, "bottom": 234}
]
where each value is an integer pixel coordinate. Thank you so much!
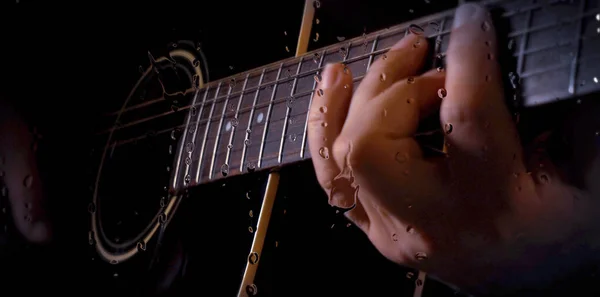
[
  {"left": 0, "top": 101, "right": 52, "bottom": 244},
  {"left": 308, "top": 3, "right": 598, "bottom": 294}
]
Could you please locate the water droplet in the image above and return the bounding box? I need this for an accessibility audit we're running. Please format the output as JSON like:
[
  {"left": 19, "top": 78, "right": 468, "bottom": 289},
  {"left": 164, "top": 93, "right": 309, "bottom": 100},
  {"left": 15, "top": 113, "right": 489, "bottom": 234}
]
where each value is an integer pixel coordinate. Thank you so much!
[
  {"left": 229, "top": 78, "right": 236, "bottom": 88},
  {"left": 289, "top": 134, "right": 297, "bottom": 142},
  {"left": 185, "top": 157, "right": 192, "bottom": 165},
  {"left": 137, "top": 241, "right": 146, "bottom": 251},
  {"left": 382, "top": 54, "right": 388, "bottom": 60},
  {"left": 170, "top": 130, "right": 177, "bottom": 140},
  {"left": 336, "top": 36, "right": 346, "bottom": 41},
  {"left": 407, "top": 98, "right": 415, "bottom": 104},
  {"left": 437, "top": 88, "right": 447, "bottom": 99},
  {"left": 416, "top": 279, "right": 424, "bottom": 287},
  {"left": 343, "top": 66, "right": 349, "bottom": 74},
  {"left": 110, "top": 259, "right": 119, "bottom": 265},
  {"left": 88, "top": 202, "right": 96, "bottom": 213},
  {"left": 221, "top": 164, "right": 229, "bottom": 177},
  {"left": 406, "top": 271, "right": 415, "bottom": 279},
  {"left": 285, "top": 46, "right": 290, "bottom": 52},
  {"left": 159, "top": 213, "right": 167, "bottom": 224},
  {"left": 246, "top": 284, "right": 258, "bottom": 296},
  {"left": 185, "top": 142, "right": 194, "bottom": 153},
  {"left": 319, "top": 147, "right": 330, "bottom": 159},
  {"left": 407, "top": 77, "right": 415, "bottom": 84},
  {"left": 392, "top": 233, "right": 398, "bottom": 241},
  {"left": 23, "top": 175, "right": 33, "bottom": 188},
  {"left": 244, "top": 139, "right": 252, "bottom": 146},
  {"left": 321, "top": 122, "right": 328, "bottom": 127},
  {"left": 380, "top": 73, "right": 387, "bottom": 82},
  {"left": 395, "top": 152, "right": 408, "bottom": 163},
  {"left": 316, "top": 18, "right": 320, "bottom": 24},
  {"left": 286, "top": 98, "right": 294, "bottom": 109},
  {"left": 593, "top": 77, "right": 598, "bottom": 84},
  {"left": 246, "top": 128, "right": 252, "bottom": 134},
  {"left": 248, "top": 226, "right": 254, "bottom": 233},
  {"left": 346, "top": 222, "right": 351, "bottom": 227},
  {"left": 407, "top": 225, "right": 416, "bottom": 234},
  {"left": 596, "top": 13, "right": 599, "bottom": 21},
  {"left": 487, "top": 53, "right": 494, "bottom": 60},
  {"left": 313, "top": 53, "right": 320, "bottom": 63},
  {"left": 249, "top": 210, "right": 254, "bottom": 218},
  {"left": 481, "top": 21, "right": 491, "bottom": 31},
  {"left": 317, "top": 89, "right": 324, "bottom": 97},
  {"left": 319, "top": 106, "right": 327, "bottom": 113},
  {"left": 413, "top": 39, "right": 421, "bottom": 48},
  {"left": 168, "top": 145, "right": 173, "bottom": 155},
  {"left": 539, "top": 173, "right": 550, "bottom": 184},
  {"left": 228, "top": 103, "right": 236, "bottom": 112},
  {"left": 436, "top": 66, "right": 444, "bottom": 72},
  {"left": 185, "top": 175, "right": 191, "bottom": 184},
  {"left": 314, "top": 74, "right": 321, "bottom": 83},
  {"left": 248, "top": 252, "right": 259, "bottom": 264},
  {"left": 171, "top": 104, "right": 180, "bottom": 112},
  {"left": 227, "top": 143, "right": 233, "bottom": 149},
  {"left": 415, "top": 252, "right": 428, "bottom": 261},
  {"left": 314, "top": 0, "right": 321, "bottom": 8},
  {"left": 229, "top": 65, "right": 234, "bottom": 70},
  {"left": 160, "top": 196, "right": 166, "bottom": 207},
  {"left": 247, "top": 161, "right": 256, "bottom": 173},
  {"left": 343, "top": 84, "right": 349, "bottom": 89},
  {"left": 444, "top": 123, "right": 453, "bottom": 134}
]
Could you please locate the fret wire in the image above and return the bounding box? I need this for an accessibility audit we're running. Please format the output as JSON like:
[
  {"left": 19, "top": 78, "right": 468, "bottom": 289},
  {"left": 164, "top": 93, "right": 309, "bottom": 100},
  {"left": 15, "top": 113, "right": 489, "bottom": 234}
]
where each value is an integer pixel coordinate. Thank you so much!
[
  {"left": 225, "top": 74, "right": 250, "bottom": 166},
  {"left": 567, "top": 0, "right": 586, "bottom": 95},
  {"left": 278, "top": 58, "right": 304, "bottom": 164},
  {"left": 240, "top": 69, "right": 266, "bottom": 172},
  {"left": 366, "top": 36, "right": 379, "bottom": 71},
  {"left": 208, "top": 83, "right": 234, "bottom": 179},
  {"left": 181, "top": 85, "right": 211, "bottom": 186},
  {"left": 300, "top": 50, "right": 326, "bottom": 159},
  {"left": 102, "top": 3, "right": 598, "bottom": 121},
  {"left": 258, "top": 63, "right": 284, "bottom": 168},
  {"left": 194, "top": 82, "right": 222, "bottom": 183},
  {"left": 171, "top": 86, "right": 202, "bottom": 189}
]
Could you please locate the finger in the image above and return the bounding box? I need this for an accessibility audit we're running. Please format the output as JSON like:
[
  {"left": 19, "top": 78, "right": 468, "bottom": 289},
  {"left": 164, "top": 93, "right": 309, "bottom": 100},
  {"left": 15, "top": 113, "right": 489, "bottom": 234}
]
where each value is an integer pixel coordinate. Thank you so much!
[
  {"left": 0, "top": 103, "right": 52, "bottom": 244},
  {"left": 441, "top": 3, "right": 522, "bottom": 168},
  {"left": 374, "top": 69, "right": 446, "bottom": 138},
  {"left": 308, "top": 63, "right": 354, "bottom": 208},
  {"left": 353, "top": 32, "right": 429, "bottom": 104}
]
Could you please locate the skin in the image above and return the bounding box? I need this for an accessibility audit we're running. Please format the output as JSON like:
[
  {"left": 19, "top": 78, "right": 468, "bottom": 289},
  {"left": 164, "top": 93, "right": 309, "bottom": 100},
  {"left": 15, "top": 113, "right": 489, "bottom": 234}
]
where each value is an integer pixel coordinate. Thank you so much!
[{"left": 308, "top": 3, "right": 600, "bottom": 295}]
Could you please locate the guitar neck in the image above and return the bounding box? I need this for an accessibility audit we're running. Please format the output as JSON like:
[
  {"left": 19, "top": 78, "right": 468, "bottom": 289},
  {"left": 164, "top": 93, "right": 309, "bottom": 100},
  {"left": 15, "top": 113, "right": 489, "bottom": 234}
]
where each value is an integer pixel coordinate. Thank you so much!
[{"left": 95, "top": 0, "right": 600, "bottom": 191}]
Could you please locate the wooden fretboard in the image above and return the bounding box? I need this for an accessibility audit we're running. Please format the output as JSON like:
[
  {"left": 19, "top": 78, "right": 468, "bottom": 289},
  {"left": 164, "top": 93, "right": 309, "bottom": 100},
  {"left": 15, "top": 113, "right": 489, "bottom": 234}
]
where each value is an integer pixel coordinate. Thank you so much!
[{"left": 94, "top": 0, "right": 600, "bottom": 191}]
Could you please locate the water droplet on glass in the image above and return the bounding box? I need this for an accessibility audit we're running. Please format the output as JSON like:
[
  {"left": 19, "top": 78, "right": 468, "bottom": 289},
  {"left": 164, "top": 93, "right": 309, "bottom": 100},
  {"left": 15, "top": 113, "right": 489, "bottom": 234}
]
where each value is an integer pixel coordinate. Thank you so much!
[
  {"left": 407, "top": 225, "right": 416, "bottom": 234},
  {"left": 285, "top": 45, "right": 290, "bottom": 52},
  {"left": 249, "top": 210, "right": 254, "bottom": 218},
  {"left": 185, "top": 175, "right": 191, "bottom": 184},
  {"left": 88, "top": 202, "right": 96, "bottom": 213},
  {"left": 137, "top": 241, "right": 146, "bottom": 251},
  {"left": 319, "top": 147, "right": 330, "bottom": 159},
  {"left": 539, "top": 173, "right": 550, "bottom": 184},
  {"left": 438, "top": 88, "right": 447, "bottom": 99},
  {"left": 319, "top": 106, "right": 327, "bottom": 113},
  {"left": 593, "top": 77, "right": 598, "bottom": 83},
  {"left": 343, "top": 66, "right": 349, "bottom": 74},
  {"left": 596, "top": 13, "right": 600, "bottom": 21},
  {"left": 289, "top": 134, "right": 297, "bottom": 142},
  {"left": 382, "top": 54, "right": 388, "bottom": 60},
  {"left": 314, "top": 0, "right": 321, "bottom": 8},
  {"left": 395, "top": 152, "right": 408, "bottom": 163},
  {"left": 407, "top": 77, "right": 415, "bottom": 84},
  {"left": 406, "top": 271, "right": 415, "bottom": 279},
  {"left": 344, "top": 84, "right": 349, "bottom": 89},
  {"left": 159, "top": 212, "right": 167, "bottom": 224},
  {"left": 248, "top": 226, "right": 254, "bottom": 233},
  {"left": 339, "top": 47, "right": 348, "bottom": 58},
  {"left": 415, "top": 252, "right": 428, "bottom": 261},
  {"left": 227, "top": 143, "right": 233, "bottom": 149},
  {"left": 413, "top": 39, "right": 421, "bottom": 48},
  {"left": 444, "top": 123, "right": 453, "bottom": 134},
  {"left": 185, "top": 142, "right": 194, "bottom": 153},
  {"left": 313, "top": 53, "right": 320, "bottom": 63},
  {"left": 171, "top": 104, "right": 180, "bottom": 112},
  {"left": 228, "top": 103, "right": 236, "bottom": 112},
  {"left": 231, "top": 117, "right": 239, "bottom": 127},
  {"left": 160, "top": 196, "right": 167, "bottom": 207},
  {"left": 246, "top": 284, "right": 258, "bottom": 296},
  {"left": 317, "top": 89, "right": 324, "bottom": 97},
  {"left": 23, "top": 175, "right": 33, "bottom": 188},
  {"left": 408, "top": 24, "right": 424, "bottom": 35},
  {"left": 481, "top": 21, "right": 491, "bottom": 31},
  {"left": 316, "top": 18, "right": 320, "bottom": 24},
  {"left": 246, "top": 128, "right": 252, "bottom": 134},
  {"left": 221, "top": 164, "right": 229, "bottom": 177},
  {"left": 185, "top": 157, "right": 192, "bottom": 165},
  {"left": 392, "top": 233, "right": 398, "bottom": 241},
  {"left": 169, "top": 145, "right": 173, "bottom": 155},
  {"left": 189, "top": 125, "right": 196, "bottom": 134},
  {"left": 248, "top": 252, "right": 259, "bottom": 264},
  {"left": 286, "top": 98, "right": 294, "bottom": 109},
  {"left": 229, "top": 78, "right": 236, "bottom": 88},
  {"left": 110, "top": 259, "right": 119, "bottom": 265},
  {"left": 245, "top": 139, "right": 252, "bottom": 146},
  {"left": 171, "top": 130, "right": 177, "bottom": 140},
  {"left": 380, "top": 73, "right": 387, "bottom": 82},
  {"left": 321, "top": 122, "right": 328, "bottom": 128},
  {"left": 314, "top": 74, "right": 321, "bottom": 83},
  {"left": 337, "top": 36, "right": 346, "bottom": 41}
]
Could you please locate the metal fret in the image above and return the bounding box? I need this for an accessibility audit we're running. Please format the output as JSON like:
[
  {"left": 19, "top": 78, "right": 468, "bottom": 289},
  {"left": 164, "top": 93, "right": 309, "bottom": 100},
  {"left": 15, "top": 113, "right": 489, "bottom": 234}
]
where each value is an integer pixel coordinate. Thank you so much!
[
  {"left": 208, "top": 83, "right": 234, "bottom": 179},
  {"left": 567, "top": 0, "right": 587, "bottom": 94},
  {"left": 171, "top": 86, "right": 203, "bottom": 189},
  {"left": 240, "top": 69, "right": 266, "bottom": 172},
  {"left": 181, "top": 86, "right": 211, "bottom": 186},
  {"left": 194, "top": 82, "right": 222, "bottom": 183},
  {"left": 225, "top": 74, "right": 250, "bottom": 166},
  {"left": 300, "top": 50, "right": 326, "bottom": 159},
  {"left": 277, "top": 59, "right": 304, "bottom": 163},
  {"left": 366, "top": 37, "right": 379, "bottom": 71},
  {"left": 257, "top": 63, "right": 284, "bottom": 168}
]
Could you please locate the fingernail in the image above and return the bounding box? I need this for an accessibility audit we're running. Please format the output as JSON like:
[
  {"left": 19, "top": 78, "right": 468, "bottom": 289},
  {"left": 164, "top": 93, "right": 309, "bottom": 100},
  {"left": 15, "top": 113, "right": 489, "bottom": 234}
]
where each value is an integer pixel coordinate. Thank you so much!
[
  {"left": 321, "top": 64, "right": 342, "bottom": 89},
  {"left": 453, "top": 3, "right": 488, "bottom": 30}
]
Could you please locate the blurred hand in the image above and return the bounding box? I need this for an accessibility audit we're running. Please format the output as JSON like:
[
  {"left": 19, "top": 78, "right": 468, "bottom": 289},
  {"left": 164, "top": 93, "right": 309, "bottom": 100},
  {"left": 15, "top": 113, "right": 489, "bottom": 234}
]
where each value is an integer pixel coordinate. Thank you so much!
[{"left": 308, "top": 3, "right": 598, "bottom": 294}]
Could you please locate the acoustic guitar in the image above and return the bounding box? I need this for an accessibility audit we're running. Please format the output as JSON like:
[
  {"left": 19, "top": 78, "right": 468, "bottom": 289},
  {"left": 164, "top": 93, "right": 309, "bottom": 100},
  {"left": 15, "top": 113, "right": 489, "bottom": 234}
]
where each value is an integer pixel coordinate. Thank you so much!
[{"left": 86, "top": 0, "right": 600, "bottom": 295}]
